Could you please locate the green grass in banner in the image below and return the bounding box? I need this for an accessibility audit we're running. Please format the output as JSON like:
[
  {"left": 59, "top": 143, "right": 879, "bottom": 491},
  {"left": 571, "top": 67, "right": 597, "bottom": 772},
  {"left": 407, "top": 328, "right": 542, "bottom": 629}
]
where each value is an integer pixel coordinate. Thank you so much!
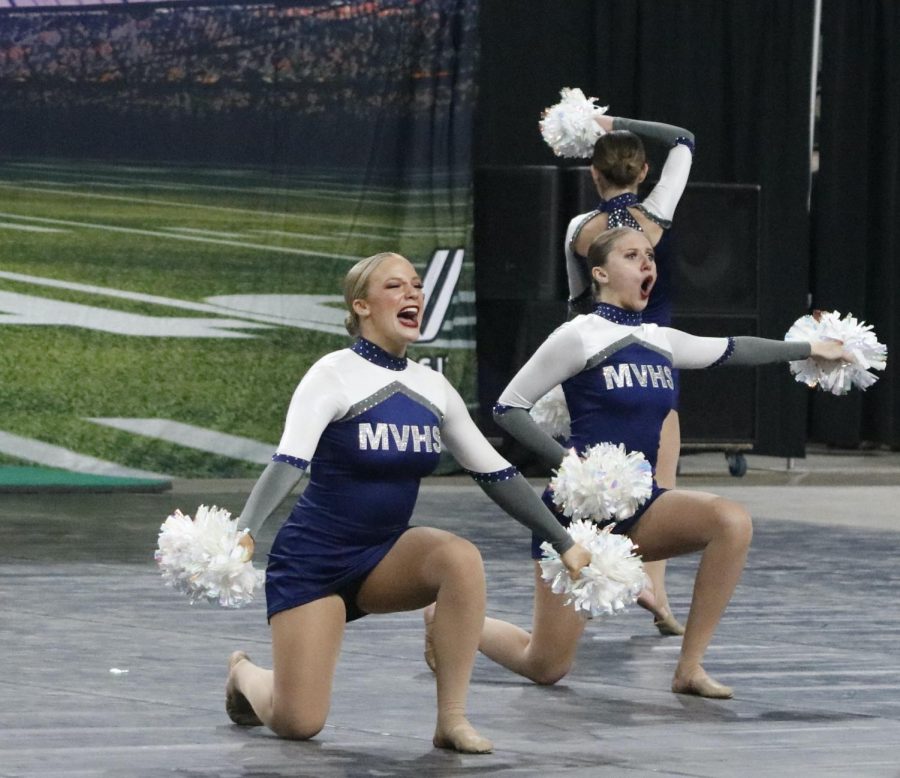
[{"left": 0, "top": 158, "right": 475, "bottom": 478}]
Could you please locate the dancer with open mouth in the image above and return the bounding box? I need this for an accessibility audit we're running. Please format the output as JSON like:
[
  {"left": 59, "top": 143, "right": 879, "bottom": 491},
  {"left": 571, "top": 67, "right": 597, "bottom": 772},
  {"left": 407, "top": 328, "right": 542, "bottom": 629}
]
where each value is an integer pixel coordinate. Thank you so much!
[
  {"left": 561, "top": 111, "right": 697, "bottom": 636},
  {"left": 475, "top": 227, "right": 852, "bottom": 698},
  {"left": 223, "top": 251, "right": 590, "bottom": 752}
]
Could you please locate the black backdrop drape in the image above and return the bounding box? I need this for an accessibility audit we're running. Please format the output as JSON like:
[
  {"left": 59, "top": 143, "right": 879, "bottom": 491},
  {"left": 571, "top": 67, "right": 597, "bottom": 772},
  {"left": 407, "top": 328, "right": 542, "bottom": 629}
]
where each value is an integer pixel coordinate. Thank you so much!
[
  {"left": 476, "top": 0, "right": 816, "bottom": 456},
  {"left": 811, "top": 0, "right": 900, "bottom": 448}
]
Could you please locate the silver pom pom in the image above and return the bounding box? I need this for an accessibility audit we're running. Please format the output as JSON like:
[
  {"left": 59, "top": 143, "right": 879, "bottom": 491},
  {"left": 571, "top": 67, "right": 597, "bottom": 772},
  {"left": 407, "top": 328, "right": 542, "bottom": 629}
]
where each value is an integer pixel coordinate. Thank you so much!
[
  {"left": 785, "top": 310, "right": 887, "bottom": 395},
  {"left": 539, "top": 87, "right": 608, "bottom": 158},
  {"left": 550, "top": 443, "right": 653, "bottom": 523},
  {"left": 540, "top": 519, "right": 646, "bottom": 618},
  {"left": 530, "top": 385, "right": 571, "bottom": 440},
  {"left": 155, "top": 504, "right": 264, "bottom": 608}
]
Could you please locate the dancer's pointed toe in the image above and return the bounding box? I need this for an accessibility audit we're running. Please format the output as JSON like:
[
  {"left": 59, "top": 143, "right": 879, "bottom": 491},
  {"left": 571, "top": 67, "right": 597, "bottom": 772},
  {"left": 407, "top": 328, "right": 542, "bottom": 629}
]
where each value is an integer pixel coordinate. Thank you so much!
[{"left": 653, "top": 612, "right": 685, "bottom": 636}]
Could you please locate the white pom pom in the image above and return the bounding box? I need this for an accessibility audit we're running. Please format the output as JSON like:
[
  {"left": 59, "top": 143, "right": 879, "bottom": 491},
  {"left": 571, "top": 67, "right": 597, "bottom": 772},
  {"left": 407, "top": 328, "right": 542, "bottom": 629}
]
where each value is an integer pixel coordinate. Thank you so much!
[
  {"left": 539, "top": 519, "right": 646, "bottom": 618},
  {"left": 550, "top": 443, "right": 653, "bottom": 523},
  {"left": 155, "top": 505, "right": 264, "bottom": 608},
  {"left": 530, "top": 385, "right": 571, "bottom": 440},
  {"left": 785, "top": 310, "right": 887, "bottom": 396},
  {"left": 539, "top": 87, "right": 608, "bottom": 158}
]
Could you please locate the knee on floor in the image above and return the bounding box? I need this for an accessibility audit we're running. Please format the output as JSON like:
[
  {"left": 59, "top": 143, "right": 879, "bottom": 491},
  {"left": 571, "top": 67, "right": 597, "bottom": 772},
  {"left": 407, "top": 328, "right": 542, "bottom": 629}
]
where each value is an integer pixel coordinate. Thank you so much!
[
  {"left": 526, "top": 658, "right": 574, "bottom": 687},
  {"left": 270, "top": 710, "right": 327, "bottom": 741}
]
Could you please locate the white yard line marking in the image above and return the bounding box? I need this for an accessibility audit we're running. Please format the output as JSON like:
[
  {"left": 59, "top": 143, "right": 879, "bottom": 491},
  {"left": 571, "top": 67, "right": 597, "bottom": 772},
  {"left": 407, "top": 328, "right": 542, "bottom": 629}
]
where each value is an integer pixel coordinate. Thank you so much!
[
  {"left": 0, "top": 170, "right": 440, "bottom": 206},
  {"left": 0, "top": 180, "right": 461, "bottom": 234},
  {"left": 0, "top": 209, "right": 360, "bottom": 260},
  {"left": 163, "top": 226, "right": 246, "bottom": 238},
  {"left": 2, "top": 161, "right": 452, "bottom": 199},
  {"left": 0, "top": 222, "right": 66, "bottom": 233},
  {"left": 248, "top": 229, "right": 335, "bottom": 241},
  {"left": 0, "top": 273, "right": 474, "bottom": 347},
  {"left": 87, "top": 418, "right": 274, "bottom": 464},
  {"left": 0, "top": 289, "right": 271, "bottom": 338},
  {"left": 0, "top": 430, "right": 170, "bottom": 480},
  {"left": 0, "top": 270, "right": 331, "bottom": 326}
]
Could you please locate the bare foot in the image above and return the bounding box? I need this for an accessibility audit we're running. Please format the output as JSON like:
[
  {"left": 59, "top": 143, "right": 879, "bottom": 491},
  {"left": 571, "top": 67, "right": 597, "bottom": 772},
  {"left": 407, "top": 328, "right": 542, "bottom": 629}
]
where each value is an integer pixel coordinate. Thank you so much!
[
  {"left": 652, "top": 611, "right": 685, "bottom": 636},
  {"left": 226, "top": 651, "right": 263, "bottom": 726},
  {"left": 422, "top": 603, "right": 436, "bottom": 673},
  {"left": 671, "top": 667, "right": 733, "bottom": 699},
  {"left": 636, "top": 587, "right": 685, "bottom": 636},
  {"left": 433, "top": 718, "right": 493, "bottom": 754}
]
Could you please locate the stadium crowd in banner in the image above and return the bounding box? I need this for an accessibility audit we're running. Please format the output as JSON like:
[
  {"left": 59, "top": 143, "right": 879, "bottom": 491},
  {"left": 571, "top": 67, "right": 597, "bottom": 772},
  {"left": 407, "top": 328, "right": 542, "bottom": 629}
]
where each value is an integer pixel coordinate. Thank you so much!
[{"left": 0, "top": 1, "right": 477, "bottom": 119}]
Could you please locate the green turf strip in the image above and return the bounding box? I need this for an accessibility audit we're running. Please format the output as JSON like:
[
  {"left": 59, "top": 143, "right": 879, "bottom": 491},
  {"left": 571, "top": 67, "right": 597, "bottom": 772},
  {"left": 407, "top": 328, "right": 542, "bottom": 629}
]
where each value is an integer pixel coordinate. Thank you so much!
[{"left": 0, "top": 466, "right": 170, "bottom": 493}]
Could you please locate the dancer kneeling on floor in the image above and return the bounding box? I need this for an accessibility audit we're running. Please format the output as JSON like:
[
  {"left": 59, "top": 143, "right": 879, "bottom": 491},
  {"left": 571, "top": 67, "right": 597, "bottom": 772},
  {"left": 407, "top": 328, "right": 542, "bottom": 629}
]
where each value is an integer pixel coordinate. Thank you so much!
[
  {"left": 564, "top": 113, "right": 696, "bottom": 636},
  {"left": 224, "top": 252, "right": 590, "bottom": 752},
  {"left": 470, "top": 227, "right": 850, "bottom": 698}
]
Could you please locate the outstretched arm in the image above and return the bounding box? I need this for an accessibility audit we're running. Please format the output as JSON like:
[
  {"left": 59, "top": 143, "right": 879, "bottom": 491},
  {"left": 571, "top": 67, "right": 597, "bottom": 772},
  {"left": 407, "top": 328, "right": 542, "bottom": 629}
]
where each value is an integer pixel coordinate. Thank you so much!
[
  {"left": 441, "top": 382, "right": 590, "bottom": 572},
  {"left": 664, "top": 330, "right": 851, "bottom": 369}
]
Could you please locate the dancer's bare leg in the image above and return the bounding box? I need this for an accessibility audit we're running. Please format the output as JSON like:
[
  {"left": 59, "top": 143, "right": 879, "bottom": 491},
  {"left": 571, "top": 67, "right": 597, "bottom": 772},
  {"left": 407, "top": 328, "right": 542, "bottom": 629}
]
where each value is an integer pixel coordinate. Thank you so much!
[
  {"left": 478, "top": 563, "right": 587, "bottom": 685},
  {"left": 654, "top": 410, "right": 680, "bottom": 491},
  {"left": 357, "top": 527, "right": 492, "bottom": 754},
  {"left": 637, "top": 409, "right": 684, "bottom": 635},
  {"left": 227, "top": 595, "right": 347, "bottom": 739},
  {"left": 629, "top": 489, "right": 752, "bottom": 698}
]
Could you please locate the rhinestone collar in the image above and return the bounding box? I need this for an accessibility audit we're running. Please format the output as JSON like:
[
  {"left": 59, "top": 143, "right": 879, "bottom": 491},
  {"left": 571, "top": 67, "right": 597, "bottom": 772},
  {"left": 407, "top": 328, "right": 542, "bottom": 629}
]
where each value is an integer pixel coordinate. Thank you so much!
[
  {"left": 351, "top": 337, "right": 408, "bottom": 371},
  {"left": 594, "top": 302, "right": 643, "bottom": 326},
  {"left": 599, "top": 192, "right": 640, "bottom": 212}
]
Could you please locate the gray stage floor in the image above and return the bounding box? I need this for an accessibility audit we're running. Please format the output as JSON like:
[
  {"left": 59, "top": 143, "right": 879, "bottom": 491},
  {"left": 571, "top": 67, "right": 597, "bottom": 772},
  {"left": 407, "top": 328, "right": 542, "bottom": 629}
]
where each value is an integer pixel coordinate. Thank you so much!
[{"left": 3, "top": 457, "right": 900, "bottom": 777}]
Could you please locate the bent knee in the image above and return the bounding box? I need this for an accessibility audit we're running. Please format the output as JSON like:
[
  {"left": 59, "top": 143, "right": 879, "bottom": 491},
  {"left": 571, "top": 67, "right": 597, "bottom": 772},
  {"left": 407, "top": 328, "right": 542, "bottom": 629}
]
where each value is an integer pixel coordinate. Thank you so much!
[
  {"left": 270, "top": 710, "right": 327, "bottom": 741},
  {"left": 713, "top": 499, "right": 753, "bottom": 544},
  {"left": 526, "top": 658, "right": 574, "bottom": 687},
  {"left": 435, "top": 535, "right": 485, "bottom": 577}
]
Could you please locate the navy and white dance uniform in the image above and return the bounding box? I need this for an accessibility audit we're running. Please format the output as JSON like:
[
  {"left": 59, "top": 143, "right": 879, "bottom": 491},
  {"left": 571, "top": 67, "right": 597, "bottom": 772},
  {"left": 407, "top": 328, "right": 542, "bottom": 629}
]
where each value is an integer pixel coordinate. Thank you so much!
[
  {"left": 265, "top": 338, "right": 520, "bottom": 621},
  {"left": 494, "top": 303, "right": 736, "bottom": 558},
  {"left": 564, "top": 129, "right": 695, "bottom": 327}
]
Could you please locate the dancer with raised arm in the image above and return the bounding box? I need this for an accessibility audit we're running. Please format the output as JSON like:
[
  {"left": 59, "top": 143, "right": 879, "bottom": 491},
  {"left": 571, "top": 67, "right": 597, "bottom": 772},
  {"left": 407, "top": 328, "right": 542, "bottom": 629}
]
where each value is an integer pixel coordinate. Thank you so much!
[
  {"left": 564, "top": 112, "right": 695, "bottom": 635},
  {"left": 223, "top": 252, "right": 590, "bottom": 752},
  {"left": 478, "top": 227, "right": 850, "bottom": 697}
]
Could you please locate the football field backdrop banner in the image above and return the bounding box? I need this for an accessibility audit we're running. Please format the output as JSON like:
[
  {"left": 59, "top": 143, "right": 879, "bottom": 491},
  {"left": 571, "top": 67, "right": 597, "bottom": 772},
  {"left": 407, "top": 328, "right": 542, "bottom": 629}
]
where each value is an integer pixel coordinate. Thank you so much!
[{"left": 0, "top": 0, "right": 478, "bottom": 479}]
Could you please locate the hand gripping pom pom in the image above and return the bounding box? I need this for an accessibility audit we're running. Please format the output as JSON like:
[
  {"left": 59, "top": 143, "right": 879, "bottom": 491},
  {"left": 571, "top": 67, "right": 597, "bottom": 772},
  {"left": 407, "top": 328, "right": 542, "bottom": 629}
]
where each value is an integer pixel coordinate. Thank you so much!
[
  {"left": 530, "top": 385, "right": 571, "bottom": 440},
  {"left": 550, "top": 443, "right": 653, "bottom": 523},
  {"left": 540, "top": 519, "right": 646, "bottom": 618},
  {"left": 539, "top": 87, "right": 608, "bottom": 158},
  {"left": 785, "top": 310, "right": 887, "bottom": 396},
  {"left": 155, "top": 505, "right": 264, "bottom": 608}
]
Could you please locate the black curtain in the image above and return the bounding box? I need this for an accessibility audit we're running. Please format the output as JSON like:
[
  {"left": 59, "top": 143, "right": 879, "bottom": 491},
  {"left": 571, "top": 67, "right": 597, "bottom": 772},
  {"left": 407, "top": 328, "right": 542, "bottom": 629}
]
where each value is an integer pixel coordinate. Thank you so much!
[
  {"left": 476, "top": 0, "right": 816, "bottom": 456},
  {"left": 592, "top": 1, "right": 815, "bottom": 457},
  {"left": 811, "top": 0, "right": 900, "bottom": 448}
]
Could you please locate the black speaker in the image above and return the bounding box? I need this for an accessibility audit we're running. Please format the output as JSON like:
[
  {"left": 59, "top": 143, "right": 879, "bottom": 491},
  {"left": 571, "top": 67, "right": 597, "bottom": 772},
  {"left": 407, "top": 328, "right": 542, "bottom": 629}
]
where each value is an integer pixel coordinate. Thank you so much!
[
  {"left": 475, "top": 299, "right": 568, "bottom": 426},
  {"left": 672, "top": 316, "right": 758, "bottom": 444},
  {"left": 474, "top": 167, "right": 768, "bottom": 452},
  {"left": 672, "top": 184, "right": 761, "bottom": 315},
  {"left": 474, "top": 166, "right": 566, "bottom": 301}
]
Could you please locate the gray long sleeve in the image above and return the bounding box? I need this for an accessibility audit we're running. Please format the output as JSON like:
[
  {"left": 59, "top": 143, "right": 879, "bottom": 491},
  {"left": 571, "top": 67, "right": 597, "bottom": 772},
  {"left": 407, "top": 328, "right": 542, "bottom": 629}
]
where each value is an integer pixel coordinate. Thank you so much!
[
  {"left": 236, "top": 460, "right": 305, "bottom": 537},
  {"left": 613, "top": 117, "right": 695, "bottom": 146},
  {"left": 493, "top": 407, "right": 567, "bottom": 472},
  {"left": 728, "top": 337, "right": 811, "bottom": 367},
  {"left": 477, "top": 473, "right": 574, "bottom": 554}
]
